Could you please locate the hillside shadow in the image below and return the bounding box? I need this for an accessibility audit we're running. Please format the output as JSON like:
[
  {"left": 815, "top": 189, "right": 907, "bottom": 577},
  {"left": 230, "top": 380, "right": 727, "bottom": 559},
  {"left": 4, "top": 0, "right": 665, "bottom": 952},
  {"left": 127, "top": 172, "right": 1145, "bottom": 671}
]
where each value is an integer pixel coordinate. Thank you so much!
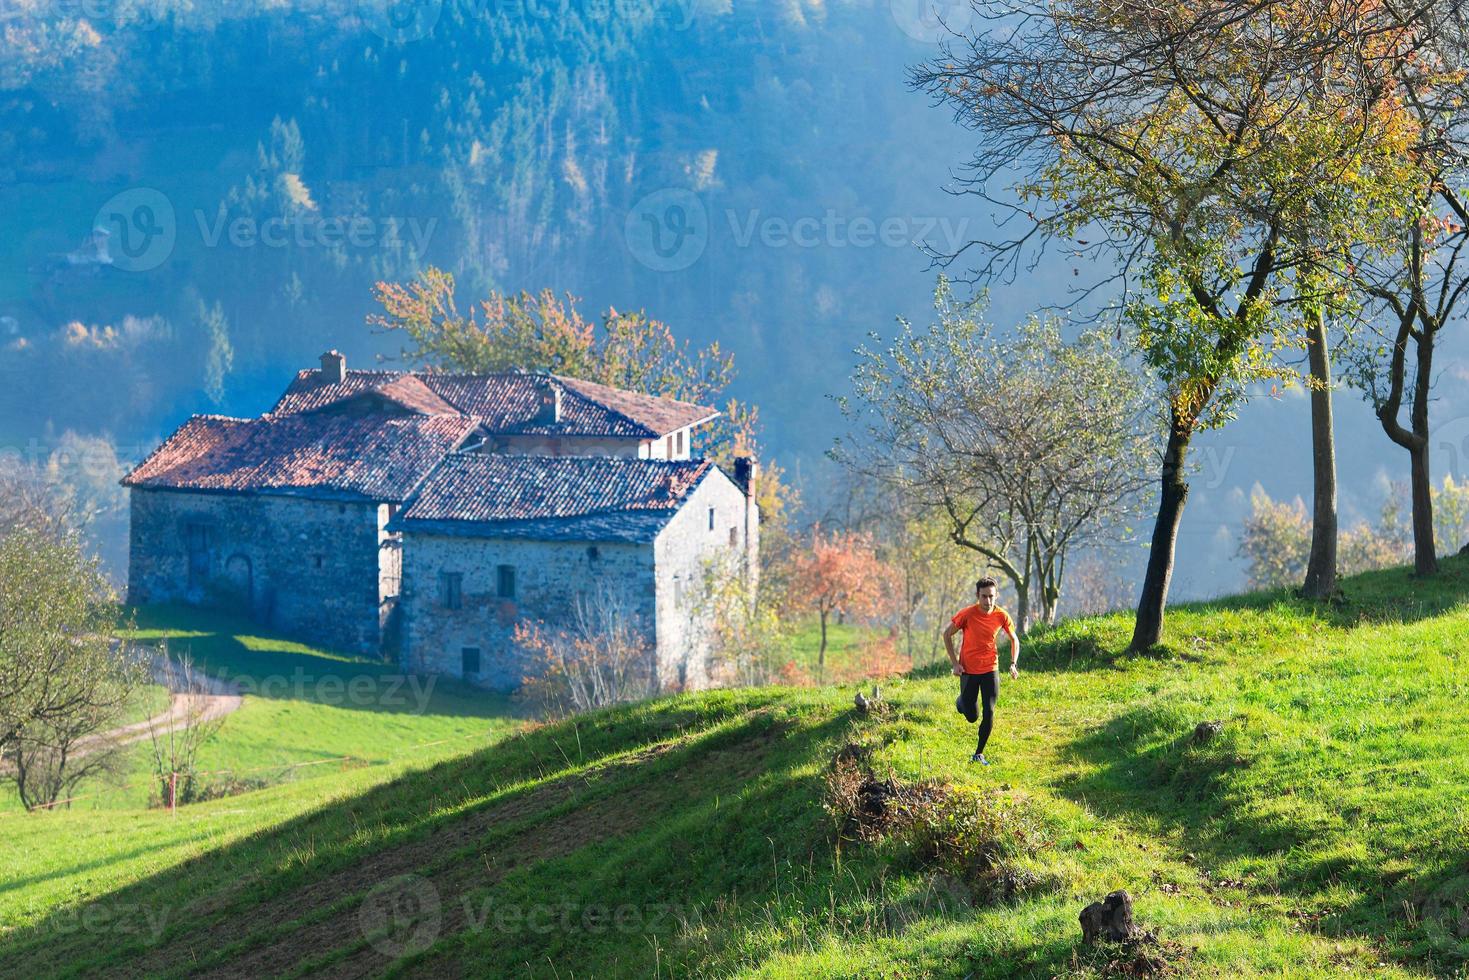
[
  {"left": 0, "top": 694, "right": 853, "bottom": 977},
  {"left": 0, "top": 688, "right": 1089, "bottom": 979},
  {"left": 124, "top": 603, "right": 518, "bottom": 719}
]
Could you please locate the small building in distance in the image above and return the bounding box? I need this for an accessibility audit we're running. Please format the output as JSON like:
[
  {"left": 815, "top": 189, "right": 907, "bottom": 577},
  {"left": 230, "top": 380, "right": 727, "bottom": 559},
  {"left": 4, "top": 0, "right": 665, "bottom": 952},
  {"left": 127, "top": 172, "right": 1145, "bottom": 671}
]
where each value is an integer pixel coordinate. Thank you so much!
[{"left": 122, "top": 350, "right": 757, "bottom": 690}]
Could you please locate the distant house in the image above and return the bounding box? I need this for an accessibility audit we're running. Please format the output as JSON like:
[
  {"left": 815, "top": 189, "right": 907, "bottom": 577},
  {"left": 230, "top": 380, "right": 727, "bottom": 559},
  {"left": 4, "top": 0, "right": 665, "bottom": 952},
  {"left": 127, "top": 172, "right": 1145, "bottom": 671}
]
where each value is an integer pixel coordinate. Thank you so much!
[
  {"left": 122, "top": 351, "right": 757, "bottom": 690},
  {"left": 393, "top": 454, "right": 758, "bottom": 690}
]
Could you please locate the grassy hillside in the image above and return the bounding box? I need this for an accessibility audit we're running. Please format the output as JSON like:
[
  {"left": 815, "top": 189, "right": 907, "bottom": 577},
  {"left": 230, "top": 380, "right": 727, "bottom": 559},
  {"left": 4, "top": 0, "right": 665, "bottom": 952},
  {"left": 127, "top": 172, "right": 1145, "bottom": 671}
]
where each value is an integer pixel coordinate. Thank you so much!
[
  {"left": 0, "top": 605, "right": 524, "bottom": 815},
  {"left": 4, "top": 560, "right": 1469, "bottom": 977}
]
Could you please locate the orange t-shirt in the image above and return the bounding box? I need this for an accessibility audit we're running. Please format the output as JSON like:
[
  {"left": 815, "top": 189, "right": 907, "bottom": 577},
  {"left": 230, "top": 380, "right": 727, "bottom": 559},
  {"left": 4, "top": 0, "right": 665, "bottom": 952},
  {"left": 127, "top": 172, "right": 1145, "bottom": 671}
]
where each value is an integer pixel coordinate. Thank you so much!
[{"left": 950, "top": 605, "right": 1016, "bottom": 673}]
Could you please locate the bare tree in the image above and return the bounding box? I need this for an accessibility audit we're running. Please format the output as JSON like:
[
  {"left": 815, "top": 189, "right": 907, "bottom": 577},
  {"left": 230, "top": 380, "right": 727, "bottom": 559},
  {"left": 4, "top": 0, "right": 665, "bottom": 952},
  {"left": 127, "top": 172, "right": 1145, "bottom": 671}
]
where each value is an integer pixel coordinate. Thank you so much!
[
  {"left": 9, "top": 695, "right": 134, "bottom": 811},
  {"left": 514, "top": 587, "right": 657, "bottom": 715},
  {"left": 837, "top": 285, "right": 1155, "bottom": 631},
  {"left": 0, "top": 458, "right": 74, "bottom": 540},
  {"left": 1345, "top": 8, "right": 1469, "bottom": 575},
  {"left": 146, "top": 651, "right": 229, "bottom": 808}
]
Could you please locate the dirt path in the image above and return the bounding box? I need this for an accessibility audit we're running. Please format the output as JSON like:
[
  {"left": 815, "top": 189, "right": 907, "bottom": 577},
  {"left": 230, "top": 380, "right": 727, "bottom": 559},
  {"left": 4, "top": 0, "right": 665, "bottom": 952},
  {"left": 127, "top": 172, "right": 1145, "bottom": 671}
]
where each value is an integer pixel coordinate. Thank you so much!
[{"left": 82, "top": 653, "right": 243, "bottom": 754}]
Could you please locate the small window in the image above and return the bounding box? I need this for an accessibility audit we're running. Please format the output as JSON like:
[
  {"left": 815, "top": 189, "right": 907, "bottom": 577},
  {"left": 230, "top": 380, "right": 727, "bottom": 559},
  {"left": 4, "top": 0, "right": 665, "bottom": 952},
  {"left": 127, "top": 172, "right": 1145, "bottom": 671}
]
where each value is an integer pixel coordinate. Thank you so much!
[
  {"left": 439, "top": 571, "right": 463, "bottom": 609},
  {"left": 729, "top": 527, "right": 738, "bottom": 547},
  {"left": 314, "top": 555, "right": 324, "bottom": 569},
  {"left": 676, "top": 430, "right": 684, "bottom": 455},
  {"left": 461, "top": 647, "right": 481, "bottom": 677},
  {"left": 666, "top": 435, "right": 673, "bottom": 456},
  {"left": 496, "top": 564, "right": 516, "bottom": 599},
  {"left": 586, "top": 545, "right": 600, "bottom": 562},
  {"left": 186, "top": 523, "right": 209, "bottom": 587},
  {"left": 186, "top": 523, "right": 208, "bottom": 550},
  {"left": 708, "top": 508, "right": 715, "bottom": 531}
]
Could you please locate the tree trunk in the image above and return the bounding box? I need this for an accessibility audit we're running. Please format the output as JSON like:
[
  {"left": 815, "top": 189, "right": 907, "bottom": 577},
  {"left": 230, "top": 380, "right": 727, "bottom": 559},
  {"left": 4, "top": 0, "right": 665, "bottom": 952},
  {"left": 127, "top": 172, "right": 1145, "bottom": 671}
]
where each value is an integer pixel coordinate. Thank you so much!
[
  {"left": 1014, "top": 576, "right": 1031, "bottom": 640},
  {"left": 1409, "top": 320, "right": 1438, "bottom": 576},
  {"left": 1409, "top": 441, "right": 1438, "bottom": 575},
  {"left": 818, "top": 609, "right": 828, "bottom": 680},
  {"left": 1302, "top": 306, "right": 1338, "bottom": 599},
  {"left": 1130, "top": 415, "right": 1193, "bottom": 652}
]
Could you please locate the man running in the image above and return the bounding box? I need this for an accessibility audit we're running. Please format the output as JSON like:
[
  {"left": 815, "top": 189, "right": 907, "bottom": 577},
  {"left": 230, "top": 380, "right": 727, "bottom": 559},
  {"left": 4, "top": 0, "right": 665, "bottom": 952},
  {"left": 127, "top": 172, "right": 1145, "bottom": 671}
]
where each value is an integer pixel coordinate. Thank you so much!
[{"left": 943, "top": 577, "right": 1019, "bottom": 765}]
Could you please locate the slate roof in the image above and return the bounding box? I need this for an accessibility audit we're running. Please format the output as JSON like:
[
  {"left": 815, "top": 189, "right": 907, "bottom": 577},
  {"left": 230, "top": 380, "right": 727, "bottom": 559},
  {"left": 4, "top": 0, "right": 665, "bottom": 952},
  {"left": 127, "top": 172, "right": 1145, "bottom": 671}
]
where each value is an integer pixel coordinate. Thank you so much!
[
  {"left": 392, "top": 455, "right": 715, "bottom": 542},
  {"left": 121, "top": 413, "right": 480, "bottom": 502},
  {"left": 270, "top": 369, "right": 717, "bottom": 438}
]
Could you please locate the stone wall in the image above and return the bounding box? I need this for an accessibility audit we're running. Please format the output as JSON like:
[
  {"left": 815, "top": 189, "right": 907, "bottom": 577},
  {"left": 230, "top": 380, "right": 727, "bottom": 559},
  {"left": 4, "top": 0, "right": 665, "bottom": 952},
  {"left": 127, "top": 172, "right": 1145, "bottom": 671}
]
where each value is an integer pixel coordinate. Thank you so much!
[
  {"left": 126, "top": 488, "right": 391, "bottom": 655},
  {"left": 398, "top": 532, "right": 656, "bottom": 690},
  {"left": 652, "top": 468, "right": 752, "bottom": 690}
]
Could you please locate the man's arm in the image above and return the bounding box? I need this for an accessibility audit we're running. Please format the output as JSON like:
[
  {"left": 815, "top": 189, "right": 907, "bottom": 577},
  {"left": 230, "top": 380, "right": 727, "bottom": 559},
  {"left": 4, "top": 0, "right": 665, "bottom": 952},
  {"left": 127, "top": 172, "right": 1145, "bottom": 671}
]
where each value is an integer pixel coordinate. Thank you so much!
[
  {"left": 943, "top": 623, "right": 962, "bottom": 675},
  {"left": 1007, "top": 624, "right": 1020, "bottom": 678}
]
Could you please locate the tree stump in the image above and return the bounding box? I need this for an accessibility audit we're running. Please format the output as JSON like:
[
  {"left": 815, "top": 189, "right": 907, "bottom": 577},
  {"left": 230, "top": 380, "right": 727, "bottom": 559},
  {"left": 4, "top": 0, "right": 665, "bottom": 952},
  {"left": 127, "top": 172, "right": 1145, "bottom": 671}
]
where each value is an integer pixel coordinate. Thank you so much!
[{"left": 1079, "top": 889, "right": 1141, "bottom": 944}]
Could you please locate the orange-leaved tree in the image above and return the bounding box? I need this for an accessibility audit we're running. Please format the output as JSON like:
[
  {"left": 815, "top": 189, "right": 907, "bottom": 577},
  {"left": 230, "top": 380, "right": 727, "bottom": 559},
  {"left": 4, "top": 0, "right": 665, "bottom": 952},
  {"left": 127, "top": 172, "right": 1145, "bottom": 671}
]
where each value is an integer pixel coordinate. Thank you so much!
[{"left": 786, "top": 526, "right": 895, "bottom": 681}]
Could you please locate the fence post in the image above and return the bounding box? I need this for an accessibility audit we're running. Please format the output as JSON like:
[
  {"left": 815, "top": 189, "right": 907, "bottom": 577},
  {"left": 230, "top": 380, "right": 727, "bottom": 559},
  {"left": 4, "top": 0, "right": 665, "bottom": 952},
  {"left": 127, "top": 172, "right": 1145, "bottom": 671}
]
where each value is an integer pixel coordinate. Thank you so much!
[{"left": 169, "top": 770, "right": 177, "bottom": 816}]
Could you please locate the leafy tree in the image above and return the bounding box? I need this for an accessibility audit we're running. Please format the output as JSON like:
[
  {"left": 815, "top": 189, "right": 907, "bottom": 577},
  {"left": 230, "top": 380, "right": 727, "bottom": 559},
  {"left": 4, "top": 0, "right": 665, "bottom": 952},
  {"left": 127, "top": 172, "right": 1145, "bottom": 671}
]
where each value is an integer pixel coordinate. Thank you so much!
[
  {"left": 1237, "top": 488, "right": 1314, "bottom": 591},
  {"left": 0, "top": 526, "right": 140, "bottom": 807},
  {"left": 838, "top": 284, "right": 1155, "bottom": 631},
  {"left": 198, "top": 300, "right": 234, "bottom": 406},
  {"left": 785, "top": 526, "right": 895, "bottom": 681},
  {"left": 912, "top": 0, "right": 1429, "bottom": 650},
  {"left": 1237, "top": 486, "right": 1417, "bottom": 591}
]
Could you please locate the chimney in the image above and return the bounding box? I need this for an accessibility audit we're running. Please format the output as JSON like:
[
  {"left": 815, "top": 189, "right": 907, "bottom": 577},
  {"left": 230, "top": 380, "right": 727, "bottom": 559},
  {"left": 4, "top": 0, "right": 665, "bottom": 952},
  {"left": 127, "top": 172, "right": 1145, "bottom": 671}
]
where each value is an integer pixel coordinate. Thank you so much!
[
  {"left": 536, "top": 379, "right": 563, "bottom": 424},
  {"left": 319, "top": 350, "right": 347, "bottom": 384},
  {"left": 733, "top": 455, "right": 761, "bottom": 603},
  {"left": 733, "top": 456, "right": 759, "bottom": 498}
]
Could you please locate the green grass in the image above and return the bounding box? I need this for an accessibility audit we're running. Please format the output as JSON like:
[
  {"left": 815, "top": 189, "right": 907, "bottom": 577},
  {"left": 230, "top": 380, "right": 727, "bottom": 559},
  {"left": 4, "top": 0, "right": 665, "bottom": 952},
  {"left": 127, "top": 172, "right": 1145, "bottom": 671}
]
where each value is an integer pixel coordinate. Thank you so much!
[
  {"left": 786, "top": 618, "right": 883, "bottom": 675},
  {"left": 4, "top": 562, "right": 1469, "bottom": 976},
  {"left": 0, "top": 604, "right": 525, "bottom": 814}
]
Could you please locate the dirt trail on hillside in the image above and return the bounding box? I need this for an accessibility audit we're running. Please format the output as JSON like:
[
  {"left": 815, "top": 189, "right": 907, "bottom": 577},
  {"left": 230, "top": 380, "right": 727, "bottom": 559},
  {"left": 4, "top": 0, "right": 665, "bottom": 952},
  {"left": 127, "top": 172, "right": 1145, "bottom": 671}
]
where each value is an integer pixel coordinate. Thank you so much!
[
  {"left": 1, "top": 650, "right": 243, "bottom": 772},
  {"left": 92, "top": 658, "right": 243, "bottom": 752},
  {"left": 83, "top": 651, "right": 243, "bottom": 754}
]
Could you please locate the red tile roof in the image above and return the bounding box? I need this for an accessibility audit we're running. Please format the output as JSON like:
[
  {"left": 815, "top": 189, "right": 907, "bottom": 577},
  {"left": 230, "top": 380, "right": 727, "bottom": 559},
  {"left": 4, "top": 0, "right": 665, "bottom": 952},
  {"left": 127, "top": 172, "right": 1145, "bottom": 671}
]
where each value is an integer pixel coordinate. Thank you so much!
[
  {"left": 397, "top": 454, "right": 713, "bottom": 524},
  {"left": 269, "top": 369, "right": 717, "bottom": 438},
  {"left": 122, "top": 413, "right": 480, "bottom": 501}
]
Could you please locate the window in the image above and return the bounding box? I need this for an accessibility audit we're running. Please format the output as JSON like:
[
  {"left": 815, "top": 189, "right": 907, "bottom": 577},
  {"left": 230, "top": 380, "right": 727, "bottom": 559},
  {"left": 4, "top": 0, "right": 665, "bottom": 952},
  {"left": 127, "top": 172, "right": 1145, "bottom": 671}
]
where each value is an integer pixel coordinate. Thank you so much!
[
  {"left": 461, "top": 647, "right": 481, "bottom": 677},
  {"left": 708, "top": 508, "right": 715, "bottom": 531},
  {"left": 676, "top": 430, "right": 684, "bottom": 456},
  {"left": 439, "top": 571, "right": 463, "bottom": 609},
  {"left": 496, "top": 564, "right": 516, "bottom": 599},
  {"left": 729, "top": 527, "right": 738, "bottom": 547},
  {"left": 666, "top": 435, "right": 673, "bottom": 457},
  {"left": 586, "top": 545, "right": 600, "bottom": 562}
]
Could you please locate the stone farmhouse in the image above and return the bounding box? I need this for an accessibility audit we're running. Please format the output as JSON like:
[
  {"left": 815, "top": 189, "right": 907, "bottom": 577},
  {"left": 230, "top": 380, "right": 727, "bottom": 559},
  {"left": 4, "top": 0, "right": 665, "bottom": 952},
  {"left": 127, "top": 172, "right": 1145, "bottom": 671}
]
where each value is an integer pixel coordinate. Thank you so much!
[{"left": 122, "top": 351, "right": 759, "bottom": 691}]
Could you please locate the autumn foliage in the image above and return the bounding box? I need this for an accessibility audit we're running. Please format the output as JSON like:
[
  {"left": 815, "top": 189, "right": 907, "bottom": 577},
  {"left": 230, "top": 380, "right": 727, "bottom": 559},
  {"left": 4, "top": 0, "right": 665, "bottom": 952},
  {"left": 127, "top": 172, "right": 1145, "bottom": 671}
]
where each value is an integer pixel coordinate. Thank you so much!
[{"left": 786, "top": 526, "right": 897, "bottom": 679}]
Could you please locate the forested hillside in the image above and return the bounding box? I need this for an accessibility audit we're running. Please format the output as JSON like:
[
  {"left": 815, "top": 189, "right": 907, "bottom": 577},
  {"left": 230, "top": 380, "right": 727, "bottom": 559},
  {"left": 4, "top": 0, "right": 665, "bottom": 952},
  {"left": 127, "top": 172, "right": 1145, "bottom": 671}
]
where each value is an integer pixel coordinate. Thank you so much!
[{"left": 0, "top": 0, "right": 971, "bottom": 448}]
